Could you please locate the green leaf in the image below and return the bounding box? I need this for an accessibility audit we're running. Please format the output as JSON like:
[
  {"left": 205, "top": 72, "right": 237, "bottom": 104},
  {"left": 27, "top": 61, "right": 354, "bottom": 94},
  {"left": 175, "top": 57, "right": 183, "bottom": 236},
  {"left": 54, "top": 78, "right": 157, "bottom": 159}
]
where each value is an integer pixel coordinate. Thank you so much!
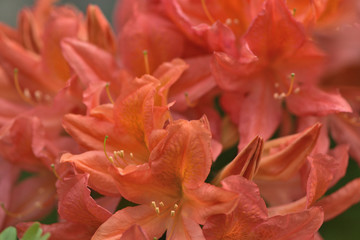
[
  {"left": 21, "top": 222, "right": 42, "bottom": 240},
  {"left": 0, "top": 226, "right": 17, "bottom": 240},
  {"left": 39, "top": 232, "right": 50, "bottom": 240}
]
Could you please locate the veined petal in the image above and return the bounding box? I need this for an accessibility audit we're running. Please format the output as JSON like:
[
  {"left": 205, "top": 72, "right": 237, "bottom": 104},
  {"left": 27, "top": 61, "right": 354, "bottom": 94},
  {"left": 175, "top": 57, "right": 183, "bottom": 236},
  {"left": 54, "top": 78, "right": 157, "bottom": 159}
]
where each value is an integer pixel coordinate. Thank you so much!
[
  {"left": 315, "top": 178, "right": 360, "bottom": 221},
  {"left": 57, "top": 173, "right": 112, "bottom": 227},
  {"left": 60, "top": 151, "right": 120, "bottom": 196},
  {"left": 212, "top": 136, "right": 263, "bottom": 185},
  {"left": 257, "top": 123, "right": 321, "bottom": 180},
  {"left": 150, "top": 118, "right": 212, "bottom": 189},
  {"left": 92, "top": 205, "right": 168, "bottom": 240},
  {"left": 86, "top": 5, "right": 116, "bottom": 54},
  {"left": 287, "top": 87, "right": 352, "bottom": 116}
]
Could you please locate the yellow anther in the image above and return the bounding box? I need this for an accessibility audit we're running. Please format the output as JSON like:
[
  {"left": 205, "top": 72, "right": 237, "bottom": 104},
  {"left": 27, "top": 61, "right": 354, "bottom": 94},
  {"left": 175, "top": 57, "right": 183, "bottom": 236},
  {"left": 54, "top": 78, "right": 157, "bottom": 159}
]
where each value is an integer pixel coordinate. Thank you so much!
[
  {"left": 294, "top": 87, "right": 300, "bottom": 94},
  {"left": 159, "top": 202, "right": 164, "bottom": 207},
  {"left": 170, "top": 210, "right": 175, "bottom": 217},
  {"left": 174, "top": 204, "right": 178, "bottom": 209},
  {"left": 273, "top": 92, "right": 279, "bottom": 99},
  {"left": 151, "top": 201, "right": 157, "bottom": 208},
  {"left": 201, "top": 0, "right": 215, "bottom": 24},
  {"left": 34, "top": 90, "right": 42, "bottom": 102},
  {"left": 130, "top": 152, "right": 134, "bottom": 158},
  {"left": 105, "top": 83, "right": 115, "bottom": 104},
  {"left": 118, "top": 150, "right": 125, "bottom": 158},
  {"left": 155, "top": 207, "right": 160, "bottom": 214},
  {"left": 143, "top": 50, "right": 150, "bottom": 75}
]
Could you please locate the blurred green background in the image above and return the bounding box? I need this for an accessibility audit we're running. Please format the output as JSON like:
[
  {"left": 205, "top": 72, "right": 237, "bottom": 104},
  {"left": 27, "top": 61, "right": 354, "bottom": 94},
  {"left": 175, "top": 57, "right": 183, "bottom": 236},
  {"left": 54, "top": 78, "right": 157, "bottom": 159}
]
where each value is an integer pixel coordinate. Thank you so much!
[{"left": 1, "top": 1, "right": 359, "bottom": 239}]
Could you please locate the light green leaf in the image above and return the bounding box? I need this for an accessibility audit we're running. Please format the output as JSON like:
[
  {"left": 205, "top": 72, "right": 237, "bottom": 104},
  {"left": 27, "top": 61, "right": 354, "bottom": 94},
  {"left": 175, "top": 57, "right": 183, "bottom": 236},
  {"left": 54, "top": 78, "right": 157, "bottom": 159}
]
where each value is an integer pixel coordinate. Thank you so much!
[
  {"left": 21, "top": 222, "right": 42, "bottom": 240},
  {"left": 0, "top": 226, "right": 17, "bottom": 240}
]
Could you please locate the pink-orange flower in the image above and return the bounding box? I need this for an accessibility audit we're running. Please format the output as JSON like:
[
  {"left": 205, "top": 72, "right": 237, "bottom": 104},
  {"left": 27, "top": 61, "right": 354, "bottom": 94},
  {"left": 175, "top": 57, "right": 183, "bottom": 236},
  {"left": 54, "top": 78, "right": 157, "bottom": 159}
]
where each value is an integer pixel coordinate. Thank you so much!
[{"left": 92, "top": 118, "right": 238, "bottom": 240}]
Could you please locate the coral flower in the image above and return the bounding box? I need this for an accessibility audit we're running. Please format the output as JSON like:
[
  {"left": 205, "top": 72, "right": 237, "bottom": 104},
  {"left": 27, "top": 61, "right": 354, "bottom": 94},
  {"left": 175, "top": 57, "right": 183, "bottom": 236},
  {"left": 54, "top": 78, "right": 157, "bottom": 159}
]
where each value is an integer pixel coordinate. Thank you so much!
[{"left": 92, "top": 118, "right": 238, "bottom": 240}]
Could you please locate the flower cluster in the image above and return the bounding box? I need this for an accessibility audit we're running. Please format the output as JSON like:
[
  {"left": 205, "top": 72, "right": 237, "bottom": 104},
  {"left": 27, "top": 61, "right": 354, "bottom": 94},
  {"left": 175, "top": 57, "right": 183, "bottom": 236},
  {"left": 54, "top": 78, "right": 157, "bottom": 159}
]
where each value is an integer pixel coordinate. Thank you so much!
[{"left": 0, "top": 0, "right": 360, "bottom": 239}]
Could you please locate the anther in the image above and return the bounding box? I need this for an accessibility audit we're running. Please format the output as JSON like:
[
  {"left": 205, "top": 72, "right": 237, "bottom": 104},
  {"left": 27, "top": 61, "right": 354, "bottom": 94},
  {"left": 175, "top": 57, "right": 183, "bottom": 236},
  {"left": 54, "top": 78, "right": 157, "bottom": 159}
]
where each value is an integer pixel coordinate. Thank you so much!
[
  {"left": 24, "top": 88, "right": 31, "bottom": 99},
  {"left": 151, "top": 201, "right": 156, "bottom": 208},
  {"left": 225, "top": 18, "right": 232, "bottom": 25},
  {"left": 201, "top": 0, "right": 215, "bottom": 24},
  {"left": 143, "top": 50, "right": 150, "bottom": 75},
  {"left": 174, "top": 204, "right": 178, "bottom": 209},
  {"left": 159, "top": 201, "right": 164, "bottom": 207},
  {"left": 294, "top": 87, "right": 300, "bottom": 94},
  {"left": 155, "top": 207, "right": 160, "bottom": 214},
  {"left": 170, "top": 210, "right": 175, "bottom": 217},
  {"left": 105, "top": 83, "right": 115, "bottom": 104},
  {"left": 273, "top": 93, "right": 279, "bottom": 99},
  {"left": 34, "top": 90, "right": 42, "bottom": 102},
  {"left": 130, "top": 152, "right": 134, "bottom": 158}
]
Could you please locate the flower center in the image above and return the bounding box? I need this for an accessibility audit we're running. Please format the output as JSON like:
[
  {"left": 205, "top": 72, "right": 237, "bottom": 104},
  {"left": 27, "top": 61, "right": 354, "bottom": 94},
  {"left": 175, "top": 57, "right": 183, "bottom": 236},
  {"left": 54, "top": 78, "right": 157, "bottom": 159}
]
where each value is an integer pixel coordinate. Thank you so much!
[{"left": 273, "top": 72, "right": 300, "bottom": 100}]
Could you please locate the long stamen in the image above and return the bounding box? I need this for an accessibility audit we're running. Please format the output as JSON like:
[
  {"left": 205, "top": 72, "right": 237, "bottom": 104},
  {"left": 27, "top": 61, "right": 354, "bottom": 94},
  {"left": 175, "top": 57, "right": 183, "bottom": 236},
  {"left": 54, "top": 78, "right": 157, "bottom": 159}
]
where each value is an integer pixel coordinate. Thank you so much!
[
  {"left": 105, "top": 83, "right": 115, "bottom": 104},
  {"left": 285, "top": 73, "right": 295, "bottom": 97},
  {"left": 13, "top": 68, "right": 36, "bottom": 105},
  {"left": 184, "top": 92, "right": 196, "bottom": 107},
  {"left": 0, "top": 203, "right": 19, "bottom": 218},
  {"left": 201, "top": 0, "right": 215, "bottom": 24},
  {"left": 103, "top": 136, "right": 114, "bottom": 164},
  {"left": 50, "top": 164, "right": 60, "bottom": 179},
  {"left": 143, "top": 50, "right": 150, "bottom": 74}
]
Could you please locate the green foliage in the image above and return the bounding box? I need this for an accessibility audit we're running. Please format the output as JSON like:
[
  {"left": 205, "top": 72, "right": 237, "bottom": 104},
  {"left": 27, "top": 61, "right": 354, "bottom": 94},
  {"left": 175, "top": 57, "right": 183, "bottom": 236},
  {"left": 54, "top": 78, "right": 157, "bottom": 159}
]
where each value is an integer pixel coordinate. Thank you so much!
[
  {"left": 0, "top": 226, "right": 17, "bottom": 240},
  {"left": 21, "top": 222, "right": 50, "bottom": 240},
  {"left": 0, "top": 222, "right": 50, "bottom": 240}
]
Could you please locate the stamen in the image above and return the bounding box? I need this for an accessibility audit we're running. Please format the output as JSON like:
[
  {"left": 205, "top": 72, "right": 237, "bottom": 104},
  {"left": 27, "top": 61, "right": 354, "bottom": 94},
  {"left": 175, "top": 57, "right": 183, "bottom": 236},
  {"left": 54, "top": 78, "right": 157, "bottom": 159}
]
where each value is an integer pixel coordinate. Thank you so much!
[
  {"left": 50, "top": 164, "right": 60, "bottom": 179},
  {"left": 159, "top": 201, "right": 164, "bottom": 207},
  {"left": 225, "top": 18, "right": 232, "bottom": 25},
  {"left": 201, "top": 0, "right": 215, "bottom": 24},
  {"left": 294, "top": 87, "right": 300, "bottom": 94},
  {"left": 170, "top": 210, "right": 175, "bottom": 217},
  {"left": 13, "top": 68, "right": 36, "bottom": 105},
  {"left": 34, "top": 90, "right": 42, "bottom": 102},
  {"left": 143, "top": 50, "right": 150, "bottom": 75},
  {"left": 273, "top": 92, "right": 279, "bottom": 99},
  {"left": 173, "top": 204, "right": 178, "bottom": 209},
  {"left": 285, "top": 73, "right": 295, "bottom": 97},
  {"left": 151, "top": 201, "right": 157, "bottom": 208},
  {"left": 130, "top": 152, "right": 134, "bottom": 158},
  {"left": 103, "top": 136, "right": 114, "bottom": 164},
  {"left": 184, "top": 92, "right": 196, "bottom": 107},
  {"left": 105, "top": 83, "right": 115, "bottom": 104},
  {"left": 0, "top": 203, "right": 19, "bottom": 218},
  {"left": 155, "top": 207, "right": 160, "bottom": 214},
  {"left": 117, "top": 150, "right": 125, "bottom": 158}
]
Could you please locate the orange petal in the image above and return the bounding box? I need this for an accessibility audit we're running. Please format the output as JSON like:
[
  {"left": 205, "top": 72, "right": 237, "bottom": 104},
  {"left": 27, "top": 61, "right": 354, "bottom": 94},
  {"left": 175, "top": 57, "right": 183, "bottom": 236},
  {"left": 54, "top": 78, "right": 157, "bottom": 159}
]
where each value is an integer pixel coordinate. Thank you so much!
[
  {"left": 257, "top": 123, "right": 321, "bottom": 180},
  {"left": 212, "top": 136, "right": 263, "bottom": 185}
]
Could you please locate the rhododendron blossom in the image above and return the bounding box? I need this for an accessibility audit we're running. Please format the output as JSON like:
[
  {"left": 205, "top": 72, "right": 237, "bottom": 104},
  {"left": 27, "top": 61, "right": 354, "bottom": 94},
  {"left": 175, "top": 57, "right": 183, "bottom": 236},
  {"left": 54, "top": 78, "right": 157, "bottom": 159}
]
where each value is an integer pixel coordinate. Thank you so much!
[{"left": 0, "top": 0, "right": 360, "bottom": 239}]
